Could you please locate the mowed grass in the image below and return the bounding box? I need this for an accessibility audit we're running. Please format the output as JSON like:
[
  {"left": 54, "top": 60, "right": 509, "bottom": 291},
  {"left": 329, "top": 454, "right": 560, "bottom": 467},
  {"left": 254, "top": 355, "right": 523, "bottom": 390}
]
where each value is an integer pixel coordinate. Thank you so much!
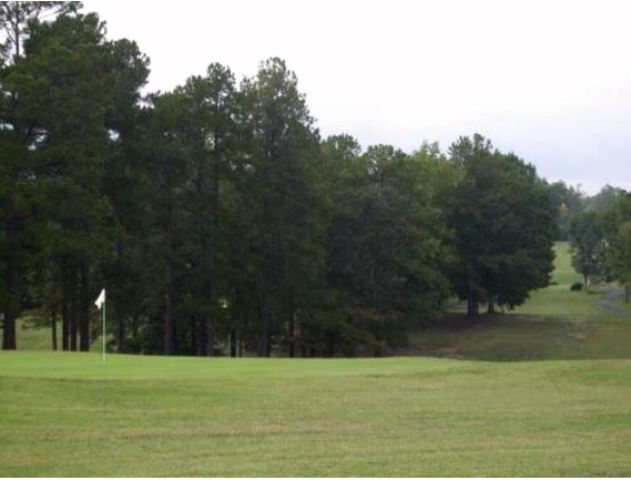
[
  {"left": 2, "top": 352, "right": 631, "bottom": 476},
  {"left": 1, "top": 242, "right": 631, "bottom": 476}
]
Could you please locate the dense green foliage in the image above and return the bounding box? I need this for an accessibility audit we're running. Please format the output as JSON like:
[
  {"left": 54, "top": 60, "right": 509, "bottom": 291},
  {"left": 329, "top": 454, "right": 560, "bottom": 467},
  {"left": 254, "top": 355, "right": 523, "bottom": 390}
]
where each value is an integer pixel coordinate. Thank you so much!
[
  {"left": 567, "top": 188, "right": 630, "bottom": 292},
  {"left": 548, "top": 182, "right": 624, "bottom": 243},
  {"left": 1, "top": 4, "right": 562, "bottom": 356},
  {"left": 602, "top": 193, "right": 631, "bottom": 300},
  {"left": 548, "top": 180, "right": 584, "bottom": 240},
  {"left": 448, "top": 135, "right": 556, "bottom": 315},
  {"left": 569, "top": 211, "right": 610, "bottom": 286}
]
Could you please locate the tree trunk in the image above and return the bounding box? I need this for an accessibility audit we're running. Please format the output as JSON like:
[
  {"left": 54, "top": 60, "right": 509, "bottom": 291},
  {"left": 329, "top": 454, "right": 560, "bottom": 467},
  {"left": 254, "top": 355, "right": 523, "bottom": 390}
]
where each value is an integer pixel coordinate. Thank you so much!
[
  {"left": 116, "top": 239, "right": 126, "bottom": 353},
  {"left": 288, "top": 310, "right": 296, "bottom": 358},
  {"left": 51, "top": 307, "right": 57, "bottom": 351},
  {"left": 2, "top": 209, "right": 19, "bottom": 350},
  {"left": 117, "top": 316, "right": 126, "bottom": 353},
  {"left": 230, "top": 329, "right": 237, "bottom": 357},
  {"left": 206, "top": 148, "right": 221, "bottom": 357},
  {"left": 61, "top": 297, "right": 69, "bottom": 351},
  {"left": 79, "top": 258, "right": 90, "bottom": 351},
  {"left": 2, "top": 256, "right": 17, "bottom": 350},
  {"left": 70, "top": 297, "right": 78, "bottom": 351},
  {"left": 198, "top": 316, "right": 208, "bottom": 356},
  {"left": 12, "top": 14, "right": 20, "bottom": 63},
  {"left": 487, "top": 300, "right": 496, "bottom": 314},
  {"left": 2, "top": 310, "right": 16, "bottom": 350},
  {"left": 466, "top": 285, "right": 479, "bottom": 318},
  {"left": 467, "top": 296, "right": 479, "bottom": 317},
  {"left": 257, "top": 255, "right": 271, "bottom": 357},
  {"left": 164, "top": 259, "right": 174, "bottom": 355},
  {"left": 1, "top": 14, "right": 24, "bottom": 350},
  {"left": 164, "top": 180, "right": 175, "bottom": 355},
  {"left": 238, "top": 310, "right": 245, "bottom": 357},
  {"left": 327, "top": 334, "right": 336, "bottom": 357},
  {"left": 207, "top": 314, "right": 215, "bottom": 357}
]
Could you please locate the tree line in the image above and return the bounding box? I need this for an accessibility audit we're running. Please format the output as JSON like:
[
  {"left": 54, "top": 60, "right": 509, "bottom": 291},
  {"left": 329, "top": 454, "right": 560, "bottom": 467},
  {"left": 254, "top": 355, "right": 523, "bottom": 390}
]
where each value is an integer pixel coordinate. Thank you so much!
[
  {"left": 1, "top": 3, "right": 562, "bottom": 356},
  {"left": 556, "top": 184, "right": 631, "bottom": 298},
  {"left": 547, "top": 179, "right": 631, "bottom": 296}
]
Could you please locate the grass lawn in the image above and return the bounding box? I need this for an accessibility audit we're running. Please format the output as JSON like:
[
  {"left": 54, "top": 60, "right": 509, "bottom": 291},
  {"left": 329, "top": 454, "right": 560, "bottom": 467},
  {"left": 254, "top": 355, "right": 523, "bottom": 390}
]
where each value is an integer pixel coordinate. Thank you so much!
[
  {"left": 1, "top": 242, "right": 631, "bottom": 476},
  {"left": 13, "top": 312, "right": 59, "bottom": 352},
  {"left": 616, "top": 296, "right": 631, "bottom": 313}
]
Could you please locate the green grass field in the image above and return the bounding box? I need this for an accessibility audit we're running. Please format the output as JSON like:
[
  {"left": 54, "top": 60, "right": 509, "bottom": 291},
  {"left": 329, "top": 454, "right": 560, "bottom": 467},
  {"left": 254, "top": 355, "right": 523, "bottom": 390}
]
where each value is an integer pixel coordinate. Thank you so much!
[{"left": 1, "top": 243, "right": 631, "bottom": 476}]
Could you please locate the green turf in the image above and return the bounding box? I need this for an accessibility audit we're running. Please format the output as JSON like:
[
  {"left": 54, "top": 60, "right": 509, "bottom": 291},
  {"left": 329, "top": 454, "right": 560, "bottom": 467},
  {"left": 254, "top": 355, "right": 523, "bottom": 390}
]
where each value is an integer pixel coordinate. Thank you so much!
[
  {"left": 1, "top": 242, "right": 631, "bottom": 476},
  {"left": 549, "top": 241, "right": 583, "bottom": 286},
  {"left": 616, "top": 296, "right": 631, "bottom": 312},
  {"left": 1, "top": 352, "right": 631, "bottom": 476}
]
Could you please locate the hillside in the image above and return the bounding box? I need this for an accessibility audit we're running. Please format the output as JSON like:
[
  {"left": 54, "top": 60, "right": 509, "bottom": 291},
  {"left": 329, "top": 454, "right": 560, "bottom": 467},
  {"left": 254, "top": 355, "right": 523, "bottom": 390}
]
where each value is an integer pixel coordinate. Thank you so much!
[{"left": 409, "top": 242, "right": 631, "bottom": 361}]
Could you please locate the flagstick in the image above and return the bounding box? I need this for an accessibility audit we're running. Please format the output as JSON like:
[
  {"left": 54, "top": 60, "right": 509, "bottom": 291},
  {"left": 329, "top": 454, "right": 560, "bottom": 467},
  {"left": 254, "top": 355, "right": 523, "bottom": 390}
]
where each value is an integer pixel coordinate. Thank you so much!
[{"left": 102, "top": 297, "right": 106, "bottom": 363}]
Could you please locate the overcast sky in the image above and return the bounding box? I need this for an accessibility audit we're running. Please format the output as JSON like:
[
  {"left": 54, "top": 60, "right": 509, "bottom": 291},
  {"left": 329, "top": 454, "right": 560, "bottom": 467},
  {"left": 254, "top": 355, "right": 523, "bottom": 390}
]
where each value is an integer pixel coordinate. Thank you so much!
[{"left": 84, "top": 0, "right": 631, "bottom": 194}]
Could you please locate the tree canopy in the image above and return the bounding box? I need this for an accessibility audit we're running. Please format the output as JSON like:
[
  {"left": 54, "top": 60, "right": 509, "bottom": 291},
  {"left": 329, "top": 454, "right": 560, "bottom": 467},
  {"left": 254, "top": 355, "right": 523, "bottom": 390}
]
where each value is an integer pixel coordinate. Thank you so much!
[
  {"left": 1, "top": 3, "right": 569, "bottom": 355},
  {"left": 448, "top": 134, "right": 556, "bottom": 316}
]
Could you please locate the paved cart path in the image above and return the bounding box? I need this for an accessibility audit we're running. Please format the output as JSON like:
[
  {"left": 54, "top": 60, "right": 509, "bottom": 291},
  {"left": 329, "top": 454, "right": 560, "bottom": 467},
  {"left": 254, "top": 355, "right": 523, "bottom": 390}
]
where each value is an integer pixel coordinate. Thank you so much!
[{"left": 600, "top": 288, "right": 631, "bottom": 318}]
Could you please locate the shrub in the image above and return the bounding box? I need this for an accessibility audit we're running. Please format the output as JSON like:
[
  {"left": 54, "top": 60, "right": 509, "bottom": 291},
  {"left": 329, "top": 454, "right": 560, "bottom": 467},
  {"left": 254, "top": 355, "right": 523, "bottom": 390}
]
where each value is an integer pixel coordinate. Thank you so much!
[{"left": 570, "top": 282, "right": 583, "bottom": 291}]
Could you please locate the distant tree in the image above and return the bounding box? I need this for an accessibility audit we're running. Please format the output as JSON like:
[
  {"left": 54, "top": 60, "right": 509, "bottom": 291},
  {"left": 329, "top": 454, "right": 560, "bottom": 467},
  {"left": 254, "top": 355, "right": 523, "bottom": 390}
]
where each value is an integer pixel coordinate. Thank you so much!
[
  {"left": 448, "top": 134, "right": 556, "bottom": 316},
  {"left": 565, "top": 185, "right": 624, "bottom": 289},
  {"left": 602, "top": 192, "right": 631, "bottom": 300},
  {"left": 613, "top": 222, "right": 631, "bottom": 301},
  {"left": 584, "top": 185, "right": 624, "bottom": 213},
  {"left": 569, "top": 211, "right": 612, "bottom": 287},
  {"left": 547, "top": 181, "right": 584, "bottom": 240}
]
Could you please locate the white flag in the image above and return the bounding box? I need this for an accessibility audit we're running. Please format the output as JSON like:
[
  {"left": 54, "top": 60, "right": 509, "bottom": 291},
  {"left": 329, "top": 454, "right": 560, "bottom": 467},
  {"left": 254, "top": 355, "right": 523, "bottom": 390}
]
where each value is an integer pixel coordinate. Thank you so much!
[{"left": 94, "top": 289, "right": 106, "bottom": 309}]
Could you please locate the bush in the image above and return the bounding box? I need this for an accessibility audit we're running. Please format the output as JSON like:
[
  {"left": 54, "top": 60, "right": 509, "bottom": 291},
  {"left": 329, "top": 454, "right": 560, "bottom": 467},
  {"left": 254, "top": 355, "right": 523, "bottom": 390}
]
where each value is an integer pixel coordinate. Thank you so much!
[{"left": 570, "top": 282, "right": 583, "bottom": 291}]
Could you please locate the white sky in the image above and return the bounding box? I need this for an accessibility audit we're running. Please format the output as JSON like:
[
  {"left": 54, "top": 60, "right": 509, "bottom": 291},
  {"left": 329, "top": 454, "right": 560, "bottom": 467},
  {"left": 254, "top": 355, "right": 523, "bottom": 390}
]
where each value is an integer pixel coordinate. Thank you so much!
[{"left": 85, "top": 0, "right": 631, "bottom": 194}]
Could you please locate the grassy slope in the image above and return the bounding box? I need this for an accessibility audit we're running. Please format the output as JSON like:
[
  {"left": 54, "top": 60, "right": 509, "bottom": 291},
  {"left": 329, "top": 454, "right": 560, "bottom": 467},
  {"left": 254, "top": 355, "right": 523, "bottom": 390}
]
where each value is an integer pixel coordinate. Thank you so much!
[
  {"left": 13, "top": 312, "right": 58, "bottom": 352},
  {"left": 618, "top": 299, "right": 631, "bottom": 312},
  {"left": 410, "top": 242, "right": 631, "bottom": 361},
  {"left": 1, "top": 243, "right": 631, "bottom": 476}
]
